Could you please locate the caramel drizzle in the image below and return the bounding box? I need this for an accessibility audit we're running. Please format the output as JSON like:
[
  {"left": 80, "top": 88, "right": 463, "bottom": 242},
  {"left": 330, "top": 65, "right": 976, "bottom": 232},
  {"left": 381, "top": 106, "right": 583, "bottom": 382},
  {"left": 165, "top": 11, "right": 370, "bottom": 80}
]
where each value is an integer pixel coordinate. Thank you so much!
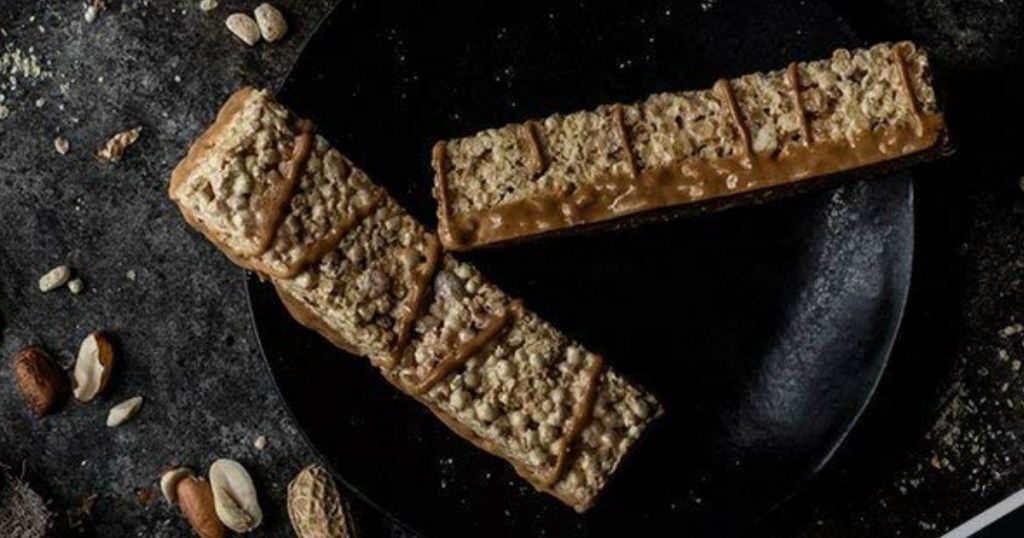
[
  {"left": 410, "top": 301, "right": 521, "bottom": 395},
  {"left": 522, "top": 120, "right": 549, "bottom": 177},
  {"left": 612, "top": 104, "right": 639, "bottom": 179},
  {"left": 891, "top": 43, "right": 922, "bottom": 132},
  {"left": 714, "top": 79, "right": 753, "bottom": 161},
  {"left": 541, "top": 354, "right": 605, "bottom": 488},
  {"left": 786, "top": 63, "right": 813, "bottom": 146},
  {"left": 390, "top": 234, "right": 443, "bottom": 369},
  {"left": 256, "top": 125, "right": 315, "bottom": 253},
  {"left": 432, "top": 142, "right": 462, "bottom": 247}
]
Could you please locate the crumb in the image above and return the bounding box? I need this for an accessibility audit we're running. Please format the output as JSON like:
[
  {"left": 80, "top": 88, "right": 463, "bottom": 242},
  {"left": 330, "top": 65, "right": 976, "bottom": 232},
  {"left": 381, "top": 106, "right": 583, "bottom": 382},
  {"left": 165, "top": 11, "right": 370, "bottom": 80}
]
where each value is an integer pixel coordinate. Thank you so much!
[
  {"left": 84, "top": 0, "right": 106, "bottom": 23},
  {"left": 135, "top": 488, "right": 154, "bottom": 506},
  {"left": 253, "top": 435, "right": 267, "bottom": 450},
  {"left": 97, "top": 126, "right": 141, "bottom": 163},
  {"left": 1001, "top": 323, "right": 1023, "bottom": 337},
  {"left": 199, "top": 0, "right": 219, "bottom": 11},
  {"left": 54, "top": 136, "right": 69, "bottom": 155},
  {"left": 125, "top": 269, "right": 136, "bottom": 282}
]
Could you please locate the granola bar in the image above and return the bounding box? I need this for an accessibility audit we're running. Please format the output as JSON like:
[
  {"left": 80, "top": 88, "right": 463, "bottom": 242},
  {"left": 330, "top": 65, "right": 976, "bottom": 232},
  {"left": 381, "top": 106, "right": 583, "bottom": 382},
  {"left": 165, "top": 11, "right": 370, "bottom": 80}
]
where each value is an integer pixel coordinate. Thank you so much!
[
  {"left": 170, "top": 87, "right": 661, "bottom": 512},
  {"left": 432, "top": 42, "right": 950, "bottom": 250}
]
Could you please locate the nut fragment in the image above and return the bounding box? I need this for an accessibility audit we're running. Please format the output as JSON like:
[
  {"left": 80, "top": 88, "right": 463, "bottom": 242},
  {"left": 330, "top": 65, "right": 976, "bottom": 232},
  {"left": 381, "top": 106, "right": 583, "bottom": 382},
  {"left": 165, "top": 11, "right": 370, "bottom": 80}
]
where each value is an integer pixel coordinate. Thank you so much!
[
  {"left": 106, "top": 395, "right": 143, "bottom": 427},
  {"left": 72, "top": 332, "right": 115, "bottom": 402},
  {"left": 253, "top": 3, "right": 288, "bottom": 42},
  {"left": 226, "top": 13, "right": 261, "bottom": 46},
  {"left": 288, "top": 464, "right": 349, "bottom": 538},
  {"left": 38, "top": 265, "right": 71, "bottom": 292},
  {"left": 208, "top": 459, "right": 262, "bottom": 532},
  {"left": 160, "top": 467, "right": 194, "bottom": 504},
  {"left": 68, "top": 278, "right": 85, "bottom": 294},
  {"left": 177, "top": 475, "right": 226, "bottom": 538},
  {"left": 84, "top": 0, "right": 105, "bottom": 22},
  {"left": 13, "top": 347, "right": 68, "bottom": 416},
  {"left": 96, "top": 126, "right": 141, "bottom": 163},
  {"left": 54, "top": 136, "right": 69, "bottom": 155}
]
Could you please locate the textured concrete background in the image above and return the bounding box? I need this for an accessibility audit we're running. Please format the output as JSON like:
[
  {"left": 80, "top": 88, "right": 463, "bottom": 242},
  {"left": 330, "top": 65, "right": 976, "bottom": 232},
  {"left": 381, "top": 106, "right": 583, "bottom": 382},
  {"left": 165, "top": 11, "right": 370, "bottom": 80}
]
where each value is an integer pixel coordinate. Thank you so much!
[
  {"left": 1, "top": 0, "right": 1023, "bottom": 537},
  {"left": 0, "top": 1, "right": 347, "bottom": 536}
]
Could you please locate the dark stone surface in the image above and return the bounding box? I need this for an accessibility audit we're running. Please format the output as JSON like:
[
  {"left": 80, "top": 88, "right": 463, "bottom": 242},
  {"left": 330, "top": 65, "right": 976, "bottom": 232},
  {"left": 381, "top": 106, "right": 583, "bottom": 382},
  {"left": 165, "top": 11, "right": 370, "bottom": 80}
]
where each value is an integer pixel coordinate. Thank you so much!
[
  {"left": 0, "top": 1, "right": 368, "bottom": 536},
  {"left": 1, "top": 0, "right": 1023, "bottom": 537}
]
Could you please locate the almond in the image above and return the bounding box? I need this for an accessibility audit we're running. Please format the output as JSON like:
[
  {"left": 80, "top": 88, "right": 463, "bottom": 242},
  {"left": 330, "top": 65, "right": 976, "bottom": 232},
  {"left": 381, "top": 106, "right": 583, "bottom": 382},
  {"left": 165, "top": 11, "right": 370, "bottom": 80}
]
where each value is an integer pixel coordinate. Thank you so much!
[
  {"left": 72, "top": 332, "right": 115, "bottom": 402},
  {"left": 13, "top": 347, "right": 68, "bottom": 416},
  {"left": 177, "top": 476, "right": 226, "bottom": 538}
]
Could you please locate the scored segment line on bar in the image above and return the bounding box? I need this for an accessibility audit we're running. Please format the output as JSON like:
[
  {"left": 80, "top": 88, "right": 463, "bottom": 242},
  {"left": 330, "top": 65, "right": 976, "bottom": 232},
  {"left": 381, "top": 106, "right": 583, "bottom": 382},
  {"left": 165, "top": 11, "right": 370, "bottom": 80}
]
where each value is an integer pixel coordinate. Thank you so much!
[{"left": 941, "top": 487, "right": 1024, "bottom": 538}]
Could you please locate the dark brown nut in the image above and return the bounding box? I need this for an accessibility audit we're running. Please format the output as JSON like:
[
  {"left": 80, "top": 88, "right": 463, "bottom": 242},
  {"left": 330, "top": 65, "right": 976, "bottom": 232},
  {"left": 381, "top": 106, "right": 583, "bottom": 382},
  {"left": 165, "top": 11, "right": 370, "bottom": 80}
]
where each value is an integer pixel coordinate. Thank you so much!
[
  {"left": 13, "top": 347, "right": 68, "bottom": 416},
  {"left": 177, "top": 476, "right": 226, "bottom": 538}
]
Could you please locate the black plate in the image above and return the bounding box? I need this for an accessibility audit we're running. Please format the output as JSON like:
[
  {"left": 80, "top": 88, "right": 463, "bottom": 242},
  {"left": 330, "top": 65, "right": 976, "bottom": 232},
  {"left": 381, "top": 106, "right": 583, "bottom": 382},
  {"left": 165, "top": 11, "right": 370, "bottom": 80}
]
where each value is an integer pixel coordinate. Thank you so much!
[{"left": 247, "top": 0, "right": 914, "bottom": 535}]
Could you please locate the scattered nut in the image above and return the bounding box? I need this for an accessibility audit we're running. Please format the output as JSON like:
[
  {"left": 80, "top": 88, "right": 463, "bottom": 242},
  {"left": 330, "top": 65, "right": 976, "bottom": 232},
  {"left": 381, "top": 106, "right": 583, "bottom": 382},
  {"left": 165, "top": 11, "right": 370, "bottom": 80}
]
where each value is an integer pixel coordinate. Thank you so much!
[
  {"left": 106, "top": 395, "right": 143, "bottom": 427},
  {"left": 199, "top": 0, "right": 219, "bottom": 11},
  {"left": 160, "top": 467, "right": 194, "bottom": 504},
  {"left": 226, "top": 13, "right": 261, "bottom": 46},
  {"left": 177, "top": 475, "right": 226, "bottom": 538},
  {"left": 72, "top": 332, "right": 115, "bottom": 402},
  {"left": 288, "top": 464, "right": 349, "bottom": 538},
  {"left": 38, "top": 265, "right": 71, "bottom": 292},
  {"left": 54, "top": 136, "right": 69, "bottom": 155},
  {"left": 253, "top": 435, "right": 267, "bottom": 450},
  {"left": 68, "top": 278, "right": 85, "bottom": 294},
  {"left": 84, "top": 0, "right": 105, "bottom": 22},
  {"left": 253, "top": 3, "right": 288, "bottom": 42},
  {"left": 13, "top": 347, "right": 68, "bottom": 416},
  {"left": 208, "top": 459, "right": 263, "bottom": 532},
  {"left": 96, "top": 126, "right": 141, "bottom": 163}
]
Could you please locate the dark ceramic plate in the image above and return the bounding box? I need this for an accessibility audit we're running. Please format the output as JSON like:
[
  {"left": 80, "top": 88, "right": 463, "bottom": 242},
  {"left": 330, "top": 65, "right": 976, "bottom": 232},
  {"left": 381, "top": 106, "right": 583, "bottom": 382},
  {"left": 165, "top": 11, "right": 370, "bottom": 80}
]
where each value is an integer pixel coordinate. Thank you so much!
[{"left": 246, "top": 0, "right": 913, "bottom": 535}]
